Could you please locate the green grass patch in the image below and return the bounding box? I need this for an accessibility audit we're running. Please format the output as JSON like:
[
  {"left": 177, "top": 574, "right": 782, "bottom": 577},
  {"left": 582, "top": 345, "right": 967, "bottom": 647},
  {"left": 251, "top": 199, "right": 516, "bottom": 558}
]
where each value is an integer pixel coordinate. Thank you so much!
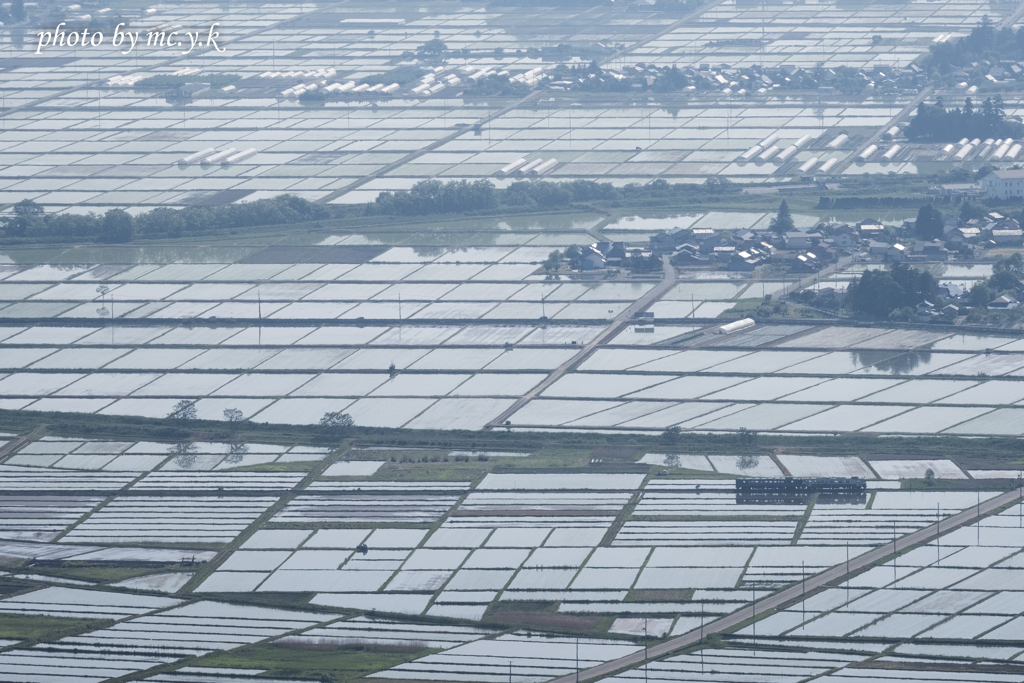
[
  {"left": 233, "top": 461, "right": 319, "bottom": 473},
  {"left": 486, "top": 601, "right": 611, "bottom": 636},
  {"left": 27, "top": 565, "right": 173, "bottom": 583},
  {"left": 0, "top": 613, "right": 111, "bottom": 641},
  {"left": 627, "top": 589, "right": 693, "bottom": 602},
  {"left": 195, "top": 641, "right": 431, "bottom": 682}
]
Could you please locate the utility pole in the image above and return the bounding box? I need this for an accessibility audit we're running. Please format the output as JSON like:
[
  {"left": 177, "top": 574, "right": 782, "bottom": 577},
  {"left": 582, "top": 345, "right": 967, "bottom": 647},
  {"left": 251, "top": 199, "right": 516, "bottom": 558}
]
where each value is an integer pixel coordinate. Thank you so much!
[
  {"left": 752, "top": 586, "right": 757, "bottom": 648},
  {"left": 893, "top": 520, "right": 897, "bottom": 582},
  {"left": 644, "top": 617, "right": 648, "bottom": 683},
  {"left": 846, "top": 542, "right": 850, "bottom": 603}
]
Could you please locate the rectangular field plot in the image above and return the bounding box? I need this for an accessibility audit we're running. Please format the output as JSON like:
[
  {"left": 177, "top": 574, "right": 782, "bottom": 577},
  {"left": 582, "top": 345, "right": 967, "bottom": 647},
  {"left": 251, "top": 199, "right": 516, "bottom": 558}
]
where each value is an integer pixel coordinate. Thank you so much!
[
  {"left": 868, "top": 460, "right": 967, "bottom": 479},
  {"left": 0, "top": 650, "right": 177, "bottom": 683},
  {"left": 274, "top": 493, "right": 460, "bottom": 524},
  {"left": 779, "top": 455, "right": 875, "bottom": 478},
  {"left": 615, "top": 521, "right": 796, "bottom": 546},
  {"left": 0, "top": 495, "right": 103, "bottom": 541},
  {"left": 368, "top": 633, "right": 642, "bottom": 682},
  {"left": 0, "top": 586, "right": 180, "bottom": 620},
  {"left": 60, "top": 496, "right": 277, "bottom": 544},
  {"left": 279, "top": 616, "right": 497, "bottom": 649},
  {"left": 53, "top": 601, "right": 324, "bottom": 658}
]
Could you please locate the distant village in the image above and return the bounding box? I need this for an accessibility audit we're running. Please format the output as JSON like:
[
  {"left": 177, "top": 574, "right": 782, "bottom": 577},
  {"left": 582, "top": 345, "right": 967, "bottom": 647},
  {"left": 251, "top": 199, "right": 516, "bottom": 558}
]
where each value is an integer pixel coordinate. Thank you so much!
[{"left": 566, "top": 180, "right": 1024, "bottom": 321}]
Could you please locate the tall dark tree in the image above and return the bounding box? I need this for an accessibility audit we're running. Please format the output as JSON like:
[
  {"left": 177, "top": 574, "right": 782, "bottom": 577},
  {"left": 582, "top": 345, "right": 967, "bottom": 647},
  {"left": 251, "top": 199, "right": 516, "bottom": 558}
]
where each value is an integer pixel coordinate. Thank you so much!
[
  {"left": 971, "top": 281, "right": 993, "bottom": 307},
  {"left": 915, "top": 204, "right": 945, "bottom": 240},
  {"left": 100, "top": 209, "right": 133, "bottom": 244},
  {"left": 770, "top": 200, "right": 795, "bottom": 235}
]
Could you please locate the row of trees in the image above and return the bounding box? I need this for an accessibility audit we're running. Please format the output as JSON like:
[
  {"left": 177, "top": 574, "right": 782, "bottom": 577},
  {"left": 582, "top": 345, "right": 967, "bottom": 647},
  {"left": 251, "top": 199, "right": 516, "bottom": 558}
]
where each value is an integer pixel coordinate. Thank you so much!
[
  {"left": 369, "top": 177, "right": 739, "bottom": 217},
  {"left": 168, "top": 399, "right": 354, "bottom": 440},
  {"left": 905, "top": 96, "right": 1024, "bottom": 142},
  {"left": 166, "top": 401, "right": 353, "bottom": 466},
  {"left": 927, "top": 16, "right": 1024, "bottom": 74},
  {"left": 2, "top": 175, "right": 745, "bottom": 244},
  {"left": 1, "top": 195, "right": 329, "bottom": 243}
]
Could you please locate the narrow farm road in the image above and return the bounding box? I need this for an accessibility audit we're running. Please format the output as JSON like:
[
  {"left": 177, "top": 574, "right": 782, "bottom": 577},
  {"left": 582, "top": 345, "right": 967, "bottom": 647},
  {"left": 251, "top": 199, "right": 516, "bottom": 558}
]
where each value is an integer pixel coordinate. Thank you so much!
[{"left": 486, "top": 256, "right": 678, "bottom": 428}]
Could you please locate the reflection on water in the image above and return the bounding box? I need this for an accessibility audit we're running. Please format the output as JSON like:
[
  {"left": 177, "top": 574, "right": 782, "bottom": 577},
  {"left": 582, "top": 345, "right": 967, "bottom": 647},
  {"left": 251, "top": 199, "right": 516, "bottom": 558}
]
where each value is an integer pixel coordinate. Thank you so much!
[
  {"left": 169, "top": 442, "right": 198, "bottom": 469},
  {"left": 0, "top": 245, "right": 261, "bottom": 265},
  {"left": 854, "top": 350, "right": 931, "bottom": 375},
  {"left": 736, "top": 477, "right": 867, "bottom": 506}
]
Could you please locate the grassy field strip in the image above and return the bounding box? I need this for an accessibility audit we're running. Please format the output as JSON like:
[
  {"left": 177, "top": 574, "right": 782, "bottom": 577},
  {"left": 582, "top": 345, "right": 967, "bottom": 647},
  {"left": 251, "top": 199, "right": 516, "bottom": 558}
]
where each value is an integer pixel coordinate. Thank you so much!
[{"left": 791, "top": 492, "right": 819, "bottom": 546}]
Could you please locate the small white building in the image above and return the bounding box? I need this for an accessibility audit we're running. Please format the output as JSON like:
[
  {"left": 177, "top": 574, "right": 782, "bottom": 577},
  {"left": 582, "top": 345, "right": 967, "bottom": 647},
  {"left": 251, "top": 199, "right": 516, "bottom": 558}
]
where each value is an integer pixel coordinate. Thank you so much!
[{"left": 980, "top": 169, "right": 1024, "bottom": 199}]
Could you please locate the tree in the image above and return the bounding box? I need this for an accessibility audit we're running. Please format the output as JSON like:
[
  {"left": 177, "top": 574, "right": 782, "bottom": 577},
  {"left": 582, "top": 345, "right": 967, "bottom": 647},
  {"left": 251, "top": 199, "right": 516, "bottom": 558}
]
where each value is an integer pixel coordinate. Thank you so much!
[
  {"left": 660, "top": 425, "right": 681, "bottom": 445},
  {"left": 626, "top": 249, "right": 661, "bottom": 274},
  {"left": 915, "top": 204, "right": 945, "bottom": 239},
  {"left": 890, "top": 262, "right": 938, "bottom": 302},
  {"left": 168, "top": 399, "right": 197, "bottom": 426},
  {"left": 319, "top": 411, "right": 354, "bottom": 441},
  {"left": 564, "top": 245, "right": 583, "bottom": 271},
  {"left": 100, "top": 208, "right": 133, "bottom": 244},
  {"left": 10, "top": 0, "right": 24, "bottom": 22},
  {"left": 223, "top": 408, "right": 244, "bottom": 433},
  {"left": 13, "top": 199, "right": 42, "bottom": 216},
  {"left": 703, "top": 177, "right": 735, "bottom": 194},
  {"left": 960, "top": 201, "right": 984, "bottom": 222},
  {"left": 996, "top": 252, "right": 1024, "bottom": 274},
  {"left": 971, "top": 281, "right": 993, "bottom": 307},
  {"left": 769, "top": 200, "right": 795, "bottom": 235},
  {"left": 417, "top": 39, "right": 447, "bottom": 58},
  {"left": 543, "top": 250, "right": 562, "bottom": 272},
  {"left": 665, "top": 453, "right": 681, "bottom": 468}
]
